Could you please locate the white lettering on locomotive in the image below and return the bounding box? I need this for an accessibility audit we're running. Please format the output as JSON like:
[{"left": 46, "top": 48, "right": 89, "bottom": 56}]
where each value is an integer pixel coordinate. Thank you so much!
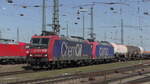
[
  {"left": 76, "top": 44, "right": 82, "bottom": 56},
  {"left": 61, "top": 41, "right": 82, "bottom": 57},
  {"left": 99, "top": 47, "right": 109, "bottom": 56},
  {"left": 61, "top": 42, "right": 67, "bottom": 57}
]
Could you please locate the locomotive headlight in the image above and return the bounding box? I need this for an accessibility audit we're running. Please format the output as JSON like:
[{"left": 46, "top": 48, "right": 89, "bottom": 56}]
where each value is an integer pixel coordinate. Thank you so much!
[
  {"left": 44, "top": 54, "right": 48, "bottom": 57},
  {"left": 29, "top": 54, "right": 33, "bottom": 57},
  {"left": 26, "top": 51, "right": 29, "bottom": 54},
  {"left": 25, "top": 45, "right": 30, "bottom": 49}
]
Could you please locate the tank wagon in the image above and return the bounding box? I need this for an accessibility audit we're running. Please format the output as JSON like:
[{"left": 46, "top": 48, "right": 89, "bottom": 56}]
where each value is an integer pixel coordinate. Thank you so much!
[
  {"left": 143, "top": 51, "right": 150, "bottom": 59},
  {"left": 110, "top": 42, "right": 144, "bottom": 60},
  {"left": 126, "top": 45, "right": 142, "bottom": 59},
  {"left": 0, "top": 39, "right": 27, "bottom": 64}
]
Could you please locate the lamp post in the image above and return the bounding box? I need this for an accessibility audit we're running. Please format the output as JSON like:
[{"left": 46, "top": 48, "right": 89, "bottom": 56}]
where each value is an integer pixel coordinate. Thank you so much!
[
  {"left": 17, "top": 28, "right": 19, "bottom": 42},
  {"left": 106, "top": 1, "right": 129, "bottom": 44},
  {"left": 89, "top": 6, "right": 96, "bottom": 40},
  {"left": 82, "top": 12, "right": 85, "bottom": 39},
  {"left": 79, "top": 8, "right": 88, "bottom": 39},
  {"left": 120, "top": 0, "right": 124, "bottom": 44},
  {"left": 66, "top": 23, "right": 69, "bottom": 37},
  {"left": 62, "top": 14, "right": 69, "bottom": 37}
]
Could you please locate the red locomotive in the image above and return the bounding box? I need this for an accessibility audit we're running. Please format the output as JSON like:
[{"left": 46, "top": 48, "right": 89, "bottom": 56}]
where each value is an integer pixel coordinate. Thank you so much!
[
  {"left": 27, "top": 32, "right": 93, "bottom": 68},
  {"left": 0, "top": 39, "right": 27, "bottom": 64}
]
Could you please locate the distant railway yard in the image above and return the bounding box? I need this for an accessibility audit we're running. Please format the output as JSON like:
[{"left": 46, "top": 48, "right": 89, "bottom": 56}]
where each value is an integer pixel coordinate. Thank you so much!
[
  {"left": 0, "top": 60, "right": 149, "bottom": 84},
  {"left": 2, "top": 0, "right": 150, "bottom": 84}
]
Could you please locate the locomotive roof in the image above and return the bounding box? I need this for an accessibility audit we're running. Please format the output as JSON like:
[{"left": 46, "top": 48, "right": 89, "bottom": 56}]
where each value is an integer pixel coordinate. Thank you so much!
[
  {"left": 32, "top": 35, "right": 59, "bottom": 38},
  {"left": 32, "top": 35, "right": 86, "bottom": 42},
  {"left": 0, "top": 38, "right": 14, "bottom": 41},
  {"left": 60, "top": 36, "right": 85, "bottom": 42}
]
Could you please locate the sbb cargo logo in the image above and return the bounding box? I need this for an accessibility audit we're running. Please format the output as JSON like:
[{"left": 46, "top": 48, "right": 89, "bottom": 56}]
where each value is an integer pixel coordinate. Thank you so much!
[
  {"left": 61, "top": 41, "right": 82, "bottom": 57},
  {"left": 99, "top": 48, "right": 109, "bottom": 56}
]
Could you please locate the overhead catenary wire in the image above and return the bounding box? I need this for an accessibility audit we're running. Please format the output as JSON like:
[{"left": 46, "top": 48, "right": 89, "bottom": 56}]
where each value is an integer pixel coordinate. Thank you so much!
[{"left": 3, "top": 0, "right": 150, "bottom": 48}]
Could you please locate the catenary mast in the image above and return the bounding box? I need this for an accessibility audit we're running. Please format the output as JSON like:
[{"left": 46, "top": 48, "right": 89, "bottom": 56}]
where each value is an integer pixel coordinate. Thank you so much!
[
  {"left": 42, "top": 0, "right": 46, "bottom": 32},
  {"left": 42, "top": 0, "right": 60, "bottom": 35},
  {"left": 52, "top": 0, "right": 60, "bottom": 34}
]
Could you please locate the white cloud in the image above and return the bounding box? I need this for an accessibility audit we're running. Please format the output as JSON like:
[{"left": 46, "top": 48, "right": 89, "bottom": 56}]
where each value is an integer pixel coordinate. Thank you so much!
[{"left": 2, "top": 7, "right": 6, "bottom": 10}]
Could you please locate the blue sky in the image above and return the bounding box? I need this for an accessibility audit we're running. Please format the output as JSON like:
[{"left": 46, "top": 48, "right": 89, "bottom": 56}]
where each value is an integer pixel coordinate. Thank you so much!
[{"left": 0, "top": 0, "right": 150, "bottom": 50}]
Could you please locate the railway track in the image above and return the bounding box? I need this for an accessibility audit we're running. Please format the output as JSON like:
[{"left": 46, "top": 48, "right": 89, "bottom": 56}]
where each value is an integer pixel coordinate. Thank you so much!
[
  {"left": 0, "top": 61, "right": 144, "bottom": 77},
  {"left": 6, "top": 62, "right": 150, "bottom": 84},
  {"left": 0, "top": 60, "right": 139, "bottom": 75},
  {"left": 123, "top": 74, "right": 150, "bottom": 84},
  {"left": 99, "top": 70, "right": 150, "bottom": 84},
  {"left": 0, "top": 70, "right": 35, "bottom": 77}
]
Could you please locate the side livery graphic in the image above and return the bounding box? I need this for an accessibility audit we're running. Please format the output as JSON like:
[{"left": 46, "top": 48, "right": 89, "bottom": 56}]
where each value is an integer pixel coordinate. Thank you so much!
[
  {"left": 96, "top": 45, "right": 114, "bottom": 59},
  {"left": 61, "top": 41, "right": 82, "bottom": 57},
  {"left": 53, "top": 40, "right": 91, "bottom": 60}
]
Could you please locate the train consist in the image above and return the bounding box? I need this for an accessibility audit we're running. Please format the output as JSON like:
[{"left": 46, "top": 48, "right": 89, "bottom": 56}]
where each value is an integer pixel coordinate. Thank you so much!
[
  {"left": 27, "top": 32, "right": 144, "bottom": 69},
  {"left": 142, "top": 51, "right": 150, "bottom": 59},
  {"left": 0, "top": 39, "right": 27, "bottom": 64}
]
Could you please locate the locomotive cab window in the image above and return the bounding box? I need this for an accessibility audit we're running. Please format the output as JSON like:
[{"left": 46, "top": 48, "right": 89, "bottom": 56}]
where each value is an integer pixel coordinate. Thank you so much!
[
  {"left": 100, "top": 42, "right": 109, "bottom": 45},
  {"left": 32, "top": 38, "right": 40, "bottom": 44},
  {"left": 31, "top": 38, "right": 50, "bottom": 48},
  {"left": 100, "top": 41, "right": 111, "bottom": 46},
  {"left": 41, "top": 38, "right": 49, "bottom": 45},
  {"left": 31, "top": 38, "right": 49, "bottom": 45}
]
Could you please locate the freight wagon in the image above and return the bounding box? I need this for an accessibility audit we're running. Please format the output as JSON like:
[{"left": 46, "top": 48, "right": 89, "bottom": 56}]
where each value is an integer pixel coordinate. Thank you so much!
[
  {"left": 110, "top": 42, "right": 144, "bottom": 60},
  {"left": 110, "top": 43, "right": 128, "bottom": 60},
  {"left": 126, "top": 45, "right": 142, "bottom": 59},
  {"left": 143, "top": 51, "right": 150, "bottom": 59}
]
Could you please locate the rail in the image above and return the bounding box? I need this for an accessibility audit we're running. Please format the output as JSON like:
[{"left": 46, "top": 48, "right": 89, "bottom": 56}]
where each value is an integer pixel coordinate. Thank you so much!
[{"left": 7, "top": 62, "right": 150, "bottom": 84}]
